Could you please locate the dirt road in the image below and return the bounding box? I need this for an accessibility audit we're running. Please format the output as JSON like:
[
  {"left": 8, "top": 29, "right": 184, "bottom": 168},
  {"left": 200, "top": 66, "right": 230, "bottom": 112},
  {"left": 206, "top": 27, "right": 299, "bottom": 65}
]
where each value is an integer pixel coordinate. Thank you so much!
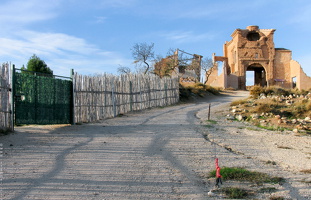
[{"left": 1, "top": 91, "right": 310, "bottom": 199}]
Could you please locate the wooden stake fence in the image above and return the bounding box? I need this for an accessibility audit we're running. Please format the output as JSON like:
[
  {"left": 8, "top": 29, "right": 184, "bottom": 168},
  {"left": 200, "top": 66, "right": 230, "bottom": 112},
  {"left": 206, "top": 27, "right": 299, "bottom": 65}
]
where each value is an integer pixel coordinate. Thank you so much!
[
  {"left": 0, "top": 63, "right": 12, "bottom": 132},
  {"left": 73, "top": 73, "right": 179, "bottom": 123}
]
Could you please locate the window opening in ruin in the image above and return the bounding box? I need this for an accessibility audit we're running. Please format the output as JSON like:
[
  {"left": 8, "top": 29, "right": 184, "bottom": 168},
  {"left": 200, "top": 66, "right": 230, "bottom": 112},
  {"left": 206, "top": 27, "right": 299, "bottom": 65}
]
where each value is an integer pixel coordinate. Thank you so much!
[
  {"left": 247, "top": 32, "right": 260, "bottom": 41},
  {"left": 292, "top": 77, "right": 297, "bottom": 88},
  {"left": 218, "top": 62, "right": 223, "bottom": 76},
  {"left": 246, "top": 64, "right": 266, "bottom": 87},
  {"left": 246, "top": 71, "right": 254, "bottom": 86}
]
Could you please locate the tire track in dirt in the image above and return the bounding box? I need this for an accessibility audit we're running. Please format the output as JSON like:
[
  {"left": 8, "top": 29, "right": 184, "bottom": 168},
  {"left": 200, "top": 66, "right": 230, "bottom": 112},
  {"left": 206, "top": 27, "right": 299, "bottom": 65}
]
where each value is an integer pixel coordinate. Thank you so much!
[{"left": 2, "top": 91, "right": 252, "bottom": 199}]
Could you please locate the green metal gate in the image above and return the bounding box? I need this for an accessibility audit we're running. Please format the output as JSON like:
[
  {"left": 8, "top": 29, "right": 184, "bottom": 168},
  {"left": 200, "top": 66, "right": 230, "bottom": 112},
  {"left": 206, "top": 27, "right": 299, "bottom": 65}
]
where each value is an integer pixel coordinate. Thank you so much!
[{"left": 13, "top": 67, "right": 73, "bottom": 125}]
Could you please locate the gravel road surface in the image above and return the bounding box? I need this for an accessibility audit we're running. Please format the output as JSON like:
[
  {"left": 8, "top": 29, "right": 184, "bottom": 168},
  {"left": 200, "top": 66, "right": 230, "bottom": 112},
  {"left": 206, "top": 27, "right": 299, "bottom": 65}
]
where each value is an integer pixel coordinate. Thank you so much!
[{"left": 2, "top": 91, "right": 310, "bottom": 199}]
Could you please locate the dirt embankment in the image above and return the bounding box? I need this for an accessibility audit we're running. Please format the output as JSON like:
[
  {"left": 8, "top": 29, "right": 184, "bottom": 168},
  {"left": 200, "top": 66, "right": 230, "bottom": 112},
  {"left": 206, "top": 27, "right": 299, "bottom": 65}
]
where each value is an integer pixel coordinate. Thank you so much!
[{"left": 197, "top": 91, "right": 311, "bottom": 199}]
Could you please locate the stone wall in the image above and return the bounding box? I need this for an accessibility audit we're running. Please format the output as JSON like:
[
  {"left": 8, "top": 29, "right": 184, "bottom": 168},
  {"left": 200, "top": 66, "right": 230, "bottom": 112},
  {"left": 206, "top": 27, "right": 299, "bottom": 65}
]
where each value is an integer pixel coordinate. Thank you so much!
[
  {"left": 274, "top": 49, "right": 292, "bottom": 88},
  {"left": 290, "top": 60, "right": 311, "bottom": 90}
]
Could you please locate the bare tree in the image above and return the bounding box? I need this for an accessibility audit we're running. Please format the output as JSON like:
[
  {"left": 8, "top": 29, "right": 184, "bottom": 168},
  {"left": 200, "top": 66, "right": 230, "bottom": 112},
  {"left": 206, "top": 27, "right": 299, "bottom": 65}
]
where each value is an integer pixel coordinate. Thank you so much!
[
  {"left": 117, "top": 65, "right": 132, "bottom": 74},
  {"left": 131, "top": 42, "right": 155, "bottom": 74},
  {"left": 201, "top": 57, "right": 215, "bottom": 84}
]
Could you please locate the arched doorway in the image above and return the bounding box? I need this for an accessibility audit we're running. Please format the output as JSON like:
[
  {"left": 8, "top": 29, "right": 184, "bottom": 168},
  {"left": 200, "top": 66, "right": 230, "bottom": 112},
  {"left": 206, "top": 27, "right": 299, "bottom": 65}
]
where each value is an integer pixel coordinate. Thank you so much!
[{"left": 246, "top": 63, "right": 267, "bottom": 87}]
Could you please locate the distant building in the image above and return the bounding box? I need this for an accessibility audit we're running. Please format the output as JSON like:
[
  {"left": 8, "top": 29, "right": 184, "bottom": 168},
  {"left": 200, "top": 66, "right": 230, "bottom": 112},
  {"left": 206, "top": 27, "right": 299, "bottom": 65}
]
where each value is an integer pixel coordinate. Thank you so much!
[
  {"left": 207, "top": 25, "right": 311, "bottom": 90},
  {"left": 154, "top": 49, "right": 202, "bottom": 83}
]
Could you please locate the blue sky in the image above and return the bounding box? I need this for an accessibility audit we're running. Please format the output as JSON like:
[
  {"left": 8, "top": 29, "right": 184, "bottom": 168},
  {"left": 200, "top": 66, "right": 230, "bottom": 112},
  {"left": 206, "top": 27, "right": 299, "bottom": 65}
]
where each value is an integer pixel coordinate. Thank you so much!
[{"left": 1, "top": 0, "right": 311, "bottom": 80}]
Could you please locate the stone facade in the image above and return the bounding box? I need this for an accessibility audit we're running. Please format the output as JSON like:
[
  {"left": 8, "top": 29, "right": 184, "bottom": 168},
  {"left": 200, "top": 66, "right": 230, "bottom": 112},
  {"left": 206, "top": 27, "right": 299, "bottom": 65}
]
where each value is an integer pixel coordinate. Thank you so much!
[{"left": 207, "top": 25, "right": 311, "bottom": 90}]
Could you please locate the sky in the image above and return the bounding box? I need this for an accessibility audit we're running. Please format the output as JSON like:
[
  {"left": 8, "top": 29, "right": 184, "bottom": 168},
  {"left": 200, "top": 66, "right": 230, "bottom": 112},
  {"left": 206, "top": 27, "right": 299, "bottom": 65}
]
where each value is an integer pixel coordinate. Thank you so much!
[{"left": 1, "top": 0, "right": 311, "bottom": 82}]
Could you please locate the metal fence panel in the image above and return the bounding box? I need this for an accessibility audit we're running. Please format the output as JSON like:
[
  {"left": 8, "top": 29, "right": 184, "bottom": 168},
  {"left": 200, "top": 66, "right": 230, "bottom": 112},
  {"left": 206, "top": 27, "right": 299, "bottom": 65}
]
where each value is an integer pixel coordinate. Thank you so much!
[{"left": 14, "top": 70, "right": 72, "bottom": 125}]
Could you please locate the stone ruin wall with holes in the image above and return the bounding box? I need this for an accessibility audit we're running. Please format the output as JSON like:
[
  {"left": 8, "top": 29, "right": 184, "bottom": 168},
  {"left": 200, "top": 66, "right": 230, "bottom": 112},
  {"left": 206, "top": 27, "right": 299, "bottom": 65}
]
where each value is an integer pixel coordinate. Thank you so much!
[{"left": 207, "top": 25, "right": 311, "bottom": 90}]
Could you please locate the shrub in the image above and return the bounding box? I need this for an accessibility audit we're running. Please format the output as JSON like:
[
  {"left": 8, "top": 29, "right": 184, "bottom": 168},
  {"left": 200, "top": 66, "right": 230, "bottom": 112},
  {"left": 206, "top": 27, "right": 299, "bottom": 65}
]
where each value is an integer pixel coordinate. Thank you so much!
[
  {"left": 179, "top": 83, "right": 220, "bottom": 100},
  {"left": 268, "top": 87, "right": 290, "bottom": 96},
  {"left": 179, "top": 84, "right": 192, "bottom": 101},
  {"left": 270, "top": 196, "right": 285, "bottom": 200},
  {"left": 209, "top": 167, "right": 285, "bottom": 184},
  {"left": 250, "top": 85, "right": 264, "bottom": 98},
  {"left": 0, "top": 128, "right": 11, "bottom": 135},
  {"left": 259, "top": 187, "right": 277, "bottom": 193},
  {"left": 306, "top": 101, "right": 311, "bottom": 111},
  {"left": 205, "top": 85, "right": 221, "bottom": 95},
  {"left": 221, "top": 187, "right": 250, "bottom": 199},
  {"left": 252, "top": 99, "right": 278, "bottom": 114}
]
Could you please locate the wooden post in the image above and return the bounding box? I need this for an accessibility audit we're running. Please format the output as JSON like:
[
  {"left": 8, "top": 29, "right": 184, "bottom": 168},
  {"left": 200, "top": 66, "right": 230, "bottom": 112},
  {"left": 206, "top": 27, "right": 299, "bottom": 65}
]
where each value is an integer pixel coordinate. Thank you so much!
[
  {"left": 208, "top": 103, "right": 211, "bottom": 120},
  {"left": 164, "top": 83, "right": 168, "bottom": 106},
  {"left": 111, "top": 79, "right": 116, "bottom": 117},
  {"left": 138, "top": 77, "right": 142, "bottom": 111},
  {"left": 10, "top": 64, "right": 15, "bottom": 131},
  {"left": 129, "top": 81, "right": 133, "bottom": 112}
]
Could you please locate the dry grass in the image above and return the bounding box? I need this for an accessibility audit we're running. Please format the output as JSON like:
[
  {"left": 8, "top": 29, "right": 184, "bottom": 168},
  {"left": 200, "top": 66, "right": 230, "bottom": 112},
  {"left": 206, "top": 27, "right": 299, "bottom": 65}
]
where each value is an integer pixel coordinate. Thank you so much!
[
  {"left": 234, "top": 86, "right": 311, "bottom": 133},
  {"left": 300, "top": 169, "right": 311, "bottom": 174},
  {"left": 179, "top": 82, "right": 221, "bottom": 101},
  {"left": 230, "top": 98, "right": 249, "bottom": 106}
]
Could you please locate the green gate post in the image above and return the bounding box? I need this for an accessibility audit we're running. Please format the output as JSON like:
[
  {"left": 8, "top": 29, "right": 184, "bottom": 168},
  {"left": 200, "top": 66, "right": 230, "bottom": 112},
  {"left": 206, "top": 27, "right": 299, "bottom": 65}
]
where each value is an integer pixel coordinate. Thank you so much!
[
  {"left": 10, "top": 64, "right": 15, "bottom": 131},
  {"left": 71, "top": 69, "right": 75, "bottom": 125}
]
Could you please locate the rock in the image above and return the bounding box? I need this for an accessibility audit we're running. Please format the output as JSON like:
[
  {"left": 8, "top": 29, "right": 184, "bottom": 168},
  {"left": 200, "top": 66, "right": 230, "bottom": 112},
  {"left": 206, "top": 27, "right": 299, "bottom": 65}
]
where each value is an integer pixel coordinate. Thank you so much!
[
  {"left": 285, "top": 100, "right": 292, "bottom": 105},
  {"left": 251, "top": 114, "right": 259, "bottom": 119},
  {"left": 305, "top": 117, "right": 311, "bottom": 122},
  {"left": 275, "top": 115, "right": 281, "bottom": 119},
  {"left": 208, "top": 190, "right": 214, "bottom": 196},
  {"left": 282, "top": 120, "right": 288, "bottom": 124},
  {"left": 226, "top": 114, "right": 235, "bottom": 120},
  {"left": 236, "top": 114, "right": 244, "bottom": 121},
  {"left": 296, "top": 124, "right": 303, "bottom": 129},
  {"left": 243, "top": 109, "right": 249, "bottom": 113},
  {"left": 298, "top": 119, "right": 306, "bottom": 124}
]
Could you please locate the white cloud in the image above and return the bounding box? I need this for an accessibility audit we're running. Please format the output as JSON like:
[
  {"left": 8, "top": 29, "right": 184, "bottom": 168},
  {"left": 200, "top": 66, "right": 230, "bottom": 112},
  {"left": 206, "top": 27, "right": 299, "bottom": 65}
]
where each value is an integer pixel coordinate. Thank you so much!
[
  {"left": 160, "top": 30, "right": 216, "bottom": 44},
  {"left": 0, "top": 30, "right": 130, "bottom": 76},
  {"left": 0, "top": 0, "right": 60, "bottom": 26}
]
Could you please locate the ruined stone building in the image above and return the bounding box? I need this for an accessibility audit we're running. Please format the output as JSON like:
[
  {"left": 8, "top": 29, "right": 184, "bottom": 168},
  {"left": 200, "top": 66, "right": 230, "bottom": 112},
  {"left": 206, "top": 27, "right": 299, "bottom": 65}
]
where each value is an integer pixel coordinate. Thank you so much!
[
  {"left": 207, "top": 25, "right": 311, "bottom": 90},
  {"left": 154, "top": 49, "right": 202, "bottom": 83}
]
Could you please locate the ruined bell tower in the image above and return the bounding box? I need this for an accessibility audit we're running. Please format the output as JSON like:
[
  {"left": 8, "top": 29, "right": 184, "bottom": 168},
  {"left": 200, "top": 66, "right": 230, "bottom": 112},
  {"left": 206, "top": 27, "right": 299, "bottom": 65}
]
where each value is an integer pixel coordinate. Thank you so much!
[{"left": 209, "top": 25, "right": 311, "bottom": 90}]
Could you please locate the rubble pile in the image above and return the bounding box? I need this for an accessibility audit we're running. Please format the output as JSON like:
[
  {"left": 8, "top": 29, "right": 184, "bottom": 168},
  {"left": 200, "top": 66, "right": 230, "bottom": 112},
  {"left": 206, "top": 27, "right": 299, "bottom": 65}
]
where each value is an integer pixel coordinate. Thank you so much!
[{"left": 227, "top": 93, "right": 311, "bottom": 134}]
